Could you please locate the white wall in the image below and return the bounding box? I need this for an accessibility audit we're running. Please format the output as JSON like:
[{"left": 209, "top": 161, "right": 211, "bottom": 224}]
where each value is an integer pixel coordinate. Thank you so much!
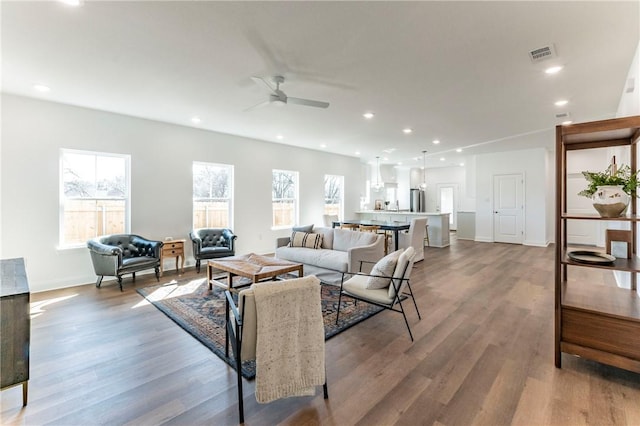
[
  {"left": 474, "top": 145, "right": 552, "bottom": 246},
  {"left": 617, "top": 41, "right": 640, "bottom": 117},
  {"left": 0, "top": 94, "right": 365, "bottom": 292}
]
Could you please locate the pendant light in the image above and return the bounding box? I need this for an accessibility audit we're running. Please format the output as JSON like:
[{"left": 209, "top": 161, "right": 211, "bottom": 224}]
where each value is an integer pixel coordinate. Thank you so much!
[
  {"left": 371, "top": 156, "right": 384, "bottom": 191},
  {"left": 419, "top": 150, "right": 427, "bottom": 190}
]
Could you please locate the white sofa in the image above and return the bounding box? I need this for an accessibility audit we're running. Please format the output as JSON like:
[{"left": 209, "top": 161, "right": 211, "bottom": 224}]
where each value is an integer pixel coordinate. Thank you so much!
[{"left": 275, "top": 227, "right": 385, "bottom": 285}]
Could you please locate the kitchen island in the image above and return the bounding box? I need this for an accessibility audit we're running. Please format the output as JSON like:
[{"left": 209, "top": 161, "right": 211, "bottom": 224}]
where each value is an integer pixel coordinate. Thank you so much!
[{"left": 355, "top": 211, "right": 450, "bottom": 248}]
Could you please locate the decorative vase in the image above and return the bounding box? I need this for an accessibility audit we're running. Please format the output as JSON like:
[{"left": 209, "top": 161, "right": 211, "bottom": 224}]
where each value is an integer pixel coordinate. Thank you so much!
[{"left": 592, "top": 185, "right": 629, "bottom": 218}]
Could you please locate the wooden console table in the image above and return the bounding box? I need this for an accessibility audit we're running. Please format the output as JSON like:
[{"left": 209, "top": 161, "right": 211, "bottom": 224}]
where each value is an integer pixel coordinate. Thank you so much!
[
  {"left": 1, "top": 258, "right": 30, "bottom": 406},
  {"left": 160, "top": 239, "right": 185, "bottom": 276}
]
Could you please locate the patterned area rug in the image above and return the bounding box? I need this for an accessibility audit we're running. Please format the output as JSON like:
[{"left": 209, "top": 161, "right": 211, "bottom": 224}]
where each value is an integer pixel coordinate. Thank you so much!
[{"left": 136, "top": 276, "right": 382, "bottom": 379}]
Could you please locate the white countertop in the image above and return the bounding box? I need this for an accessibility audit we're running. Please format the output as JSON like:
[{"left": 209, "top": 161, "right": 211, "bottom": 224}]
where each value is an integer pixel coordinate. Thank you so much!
[{"left": 356, "top": 210, "right": 450, "bottom": 216}]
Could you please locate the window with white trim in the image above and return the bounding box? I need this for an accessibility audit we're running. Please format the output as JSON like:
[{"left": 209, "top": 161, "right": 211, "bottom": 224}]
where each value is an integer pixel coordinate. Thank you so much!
[
  {"left": 60, "top": 149, "right": 130, "bottom": 247},
  {"left": 272, "top": 169, "right": 298, "bottom": 228},
  {"left": 193, "top": 162, "right": 234, "bottom": 228},
  {"left": 324, "top": 174, "right": 344, "bottom": 218}
]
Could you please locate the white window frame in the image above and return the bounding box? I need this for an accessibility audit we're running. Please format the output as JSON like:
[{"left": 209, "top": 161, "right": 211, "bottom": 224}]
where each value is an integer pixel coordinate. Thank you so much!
[
  {"left": 324, "top": 174, "right": 344, "bottom": 219},
  {"left": 272, "top": 169, "right": 299, "bottom": 229},
  {"left": 192, "top": 161, "right": 234, "bottom": 229},
  {"left": 59, "top": 149, "right": 131, "bottom": 249}
]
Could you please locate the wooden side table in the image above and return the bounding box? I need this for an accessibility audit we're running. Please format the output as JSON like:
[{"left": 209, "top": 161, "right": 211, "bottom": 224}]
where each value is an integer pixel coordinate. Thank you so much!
[{"left": 160, "top": 239, "right": 185, "bottom": 276}]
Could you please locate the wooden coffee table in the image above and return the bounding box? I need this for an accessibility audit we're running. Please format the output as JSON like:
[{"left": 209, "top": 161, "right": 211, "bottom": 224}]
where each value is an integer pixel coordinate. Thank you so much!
[{"left": 206, "top": 253, "right": 303, "bottom": 292}]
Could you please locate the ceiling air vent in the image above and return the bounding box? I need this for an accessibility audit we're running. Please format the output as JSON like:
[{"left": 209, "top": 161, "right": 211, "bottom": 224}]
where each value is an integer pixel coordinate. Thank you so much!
[
  {"left": 529, "top": 44, "right": 557, "bottom": 63},
  {"left": 555, "top": 112, "right": 570, "bottom": 119}
]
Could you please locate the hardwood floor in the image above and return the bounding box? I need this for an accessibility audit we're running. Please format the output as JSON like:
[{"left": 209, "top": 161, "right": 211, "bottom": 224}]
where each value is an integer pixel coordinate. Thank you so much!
[{"left": 2, "top": 236, "right": 639, "bottom": 425}]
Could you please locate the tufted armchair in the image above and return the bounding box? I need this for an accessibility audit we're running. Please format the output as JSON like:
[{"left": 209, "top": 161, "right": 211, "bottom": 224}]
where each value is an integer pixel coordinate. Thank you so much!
[
  {"left": 189, "top": 228, "right": 237, "bottom": 273},
  {"left": 87, "top": 234, "right": 163, "bottom": 291}
]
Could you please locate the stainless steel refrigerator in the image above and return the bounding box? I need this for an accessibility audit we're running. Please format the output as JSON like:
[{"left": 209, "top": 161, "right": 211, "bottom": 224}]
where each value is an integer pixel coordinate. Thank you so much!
[{"left": 410, "top": 188, "right": 425, "bottom": 212}]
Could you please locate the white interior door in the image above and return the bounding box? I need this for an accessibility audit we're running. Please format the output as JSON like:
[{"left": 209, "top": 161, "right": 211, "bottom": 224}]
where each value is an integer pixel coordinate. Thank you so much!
[
  {"left": 437, "top": 184, "right": 458, "bottom": 230},
  {"left": 566, "top": 174, "right": 599, "bottom": 245},
  {"left": 493, "top": 174, "right": 523, "bottom": 244}
]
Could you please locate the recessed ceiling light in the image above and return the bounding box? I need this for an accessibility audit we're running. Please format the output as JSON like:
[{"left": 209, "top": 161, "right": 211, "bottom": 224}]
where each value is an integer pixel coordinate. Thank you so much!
[
  {"left": 432, "top": 139, "right": 440, "bottom": 145},
  {"left": 562, "top": 120, "right": 573, "bottom": 125},
  {"left": 440, "top": 157, "right": 445, "bottom": 161},
  {"left": 59, "top": 0, "right": 82, "bottom": 5},
  {"left": 555, "top": 100, "right": 569, "bottom": 106},
  {"left": 460, "top": 163, "right": 465, "bottom": 167},
  {"left": 545, "top": 65, "right": 563, "bottom": 74},
  {"left": 33, "top": 84, "right": 50, "bottom": 92},
  {"left": 456, "top": 148, "right": 463, "bottom": 153},
  {"left": 397, "top": 162, "right": 403, "bottom": 166},
  {"left": 383, "top": 157, "right": 389, "bottom": 161},
  {"left": 355, "top": 151, "right": 361, "bottom": 156},
  {"left": 276, "top": 134, "right": 284, "bottom": 140},
  {"left": 363, "top": 112, "right": 375, "bottom": 119},
  {"left": 320, "top": 144, "right": 327, "bottom": 148},
  {"left": 191, "top": 116, "right": 201, "bottom": 124},
  {"left": 403, "top": 128, "right": 413, "bottom": 134}
]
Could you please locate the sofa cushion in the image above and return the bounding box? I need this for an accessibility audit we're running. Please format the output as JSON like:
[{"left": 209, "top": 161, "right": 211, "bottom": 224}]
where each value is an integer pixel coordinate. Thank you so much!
[
  {"left": 333, "top": 228, "right": 378, "bottom": 252},
  {"left": 276, "top": 247, "right": 349, "bottom": 272},
  {"left": 289, "top": 231, "right": 323, "bottom": 249},
  {"left": 314, "top": 227, "right": 334, "bottom": 249},
  {"left": 292, "top": 224, "right": 314, "bottom": 232},
  {"left": 367, "top": 249, "right": 402, "bottom": 289}
]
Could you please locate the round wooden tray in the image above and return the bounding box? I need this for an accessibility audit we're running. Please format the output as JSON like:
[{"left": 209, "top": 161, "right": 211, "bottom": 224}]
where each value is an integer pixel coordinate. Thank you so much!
[{"left": 567, "top": 250, "right": 615, "bottom": 265}]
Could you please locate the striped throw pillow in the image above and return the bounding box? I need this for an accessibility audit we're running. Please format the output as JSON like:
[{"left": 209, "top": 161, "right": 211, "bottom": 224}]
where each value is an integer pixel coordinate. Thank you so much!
[{"left": 289, "top": 231, "right": 323, "bottom": 249}]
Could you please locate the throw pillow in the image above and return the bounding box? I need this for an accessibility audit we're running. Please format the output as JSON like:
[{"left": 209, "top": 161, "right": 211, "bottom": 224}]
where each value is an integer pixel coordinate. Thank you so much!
[
  {"left": 289, "top": 231, "right": 323, "bottom": 249},
  {"left": 292, "top": 224, "right": 314, "bottom": 232},
  {"left": 366, "top": 249, "right": 402, "bottom": 289}
]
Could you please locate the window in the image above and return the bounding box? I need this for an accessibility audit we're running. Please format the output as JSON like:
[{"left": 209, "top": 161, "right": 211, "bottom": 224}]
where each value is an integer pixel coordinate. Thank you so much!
[
  {"left": 324, "top": 174, "right": 344, "bottom": 218},
  {"left": 272, "top": 169, "right": 298, "bottom": 228},
  {"left": 193, "top": 162, "right": 233, "bottom": 228},
  {"left": 60, "top": 149, "right": 130, "bottom": 247}
]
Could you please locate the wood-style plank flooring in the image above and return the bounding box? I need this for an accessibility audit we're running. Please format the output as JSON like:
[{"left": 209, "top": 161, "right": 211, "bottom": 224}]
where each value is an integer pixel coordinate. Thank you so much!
[{"left": 2, "top": 236, "right": 640, "bottom": 425}]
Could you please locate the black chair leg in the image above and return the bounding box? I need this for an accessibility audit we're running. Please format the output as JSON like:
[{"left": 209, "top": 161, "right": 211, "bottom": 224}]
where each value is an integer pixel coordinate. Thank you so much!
[
  {"left": 336, "top": 287, "right": 344, "bottom": 325},
  {"left": 236, "top": 338, "right": 244, "bottom": 424},
  {"left": 117, "top": 276, "right": 123, "bottom": 292},
  {"left": 95, "top": 276, "right": 103, "bottom": 288},
  {"left": 196, "top": 260, "right": 201, "bottom": 273},
  {"left": 323, "top": 381, "right": 328, "bottom": 399},
  {"left": 398, "top": 301, "right": 414, "bottom": 342},
  {"left": 155, "top": 267, "right": 160, "bottom": 281},
  {"left": 406, "top": 283, "right": 421, "bottom": 319},
  {"left": 132, "top": 272, "right": 136, "bottom": 282}
]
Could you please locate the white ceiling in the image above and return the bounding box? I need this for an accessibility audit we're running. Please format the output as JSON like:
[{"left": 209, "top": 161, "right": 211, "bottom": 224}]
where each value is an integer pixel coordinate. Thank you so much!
[{"left": 2, "top": 1, "right": 639, "bottom": 169}]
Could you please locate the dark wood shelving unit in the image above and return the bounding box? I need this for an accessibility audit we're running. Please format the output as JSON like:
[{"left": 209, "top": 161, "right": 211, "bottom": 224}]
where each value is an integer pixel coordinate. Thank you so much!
[{"left": 555, "top": 116, "right": 640, "bottom": 374}]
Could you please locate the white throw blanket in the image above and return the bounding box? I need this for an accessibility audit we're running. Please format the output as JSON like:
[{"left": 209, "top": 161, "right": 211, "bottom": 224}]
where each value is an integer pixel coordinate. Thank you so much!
[{"left": 252, "top": 276, "right": 325, "bottom": 404}]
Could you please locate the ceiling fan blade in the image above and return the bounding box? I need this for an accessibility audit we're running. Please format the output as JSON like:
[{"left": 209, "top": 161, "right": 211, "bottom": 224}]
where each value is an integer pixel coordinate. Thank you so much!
[
  {"left": 251, "top": 76, "right": 276, "bottom": 94},
  {"left": 286, "top": 97, "right": 330, "bottom": 109},
  {"left": 243, "top": 99, "right": 271, "bottom": 112}
]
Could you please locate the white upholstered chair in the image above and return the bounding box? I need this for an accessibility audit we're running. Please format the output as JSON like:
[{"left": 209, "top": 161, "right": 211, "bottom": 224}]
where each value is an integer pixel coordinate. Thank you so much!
[
  {"left": 322, "top": 214, "right": 339, "bottom": 227},
  {"left": 336, "top": 246, "right": 421, "bottom": 341},
  {"left": 225, "top": 276, "right": 328, "bottom": 423},
  {"left": 397, "top": 217, "right": 427, "bottom": 262}
]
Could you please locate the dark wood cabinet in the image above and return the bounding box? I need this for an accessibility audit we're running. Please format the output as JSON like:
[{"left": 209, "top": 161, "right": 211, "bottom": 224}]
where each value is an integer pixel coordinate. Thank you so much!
[
  {"left": 1, "top": 258, "right": 30, "bottom": 406},
  {"left": 555, "top": 116, "right": 640, "bottom": 373}
]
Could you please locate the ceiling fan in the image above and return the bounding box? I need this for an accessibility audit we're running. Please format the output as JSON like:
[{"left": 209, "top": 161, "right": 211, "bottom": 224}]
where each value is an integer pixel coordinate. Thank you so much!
[{"left": 246, "top": 75, "right": 330, "bottom": 111}]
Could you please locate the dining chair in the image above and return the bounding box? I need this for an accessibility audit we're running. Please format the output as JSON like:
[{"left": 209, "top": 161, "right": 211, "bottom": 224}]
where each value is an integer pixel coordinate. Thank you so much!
[
  {"left": 397, "top": 217, "right": 427, "bottom": 262},
  {"left": 323, "top": 214, "right": 339, "bottom": 227},
  {"left": 340, "top": 223, "right": 359, "bottom": 231}
]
